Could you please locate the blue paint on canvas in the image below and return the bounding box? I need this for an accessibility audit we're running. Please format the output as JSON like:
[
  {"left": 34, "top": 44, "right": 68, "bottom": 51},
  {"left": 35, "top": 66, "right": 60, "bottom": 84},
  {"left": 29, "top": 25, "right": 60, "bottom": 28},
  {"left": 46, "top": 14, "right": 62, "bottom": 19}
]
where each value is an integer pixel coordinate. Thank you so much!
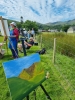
[{"left": 3, "top": 53, "right": 40, "bottom": 78}]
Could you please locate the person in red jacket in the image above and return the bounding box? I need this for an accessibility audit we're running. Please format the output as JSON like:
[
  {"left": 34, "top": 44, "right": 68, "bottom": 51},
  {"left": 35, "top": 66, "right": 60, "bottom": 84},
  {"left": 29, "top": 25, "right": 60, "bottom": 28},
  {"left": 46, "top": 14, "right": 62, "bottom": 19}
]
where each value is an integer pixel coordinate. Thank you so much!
[{"left": 8, "top": 22, "right": 19, "bottom": 58}]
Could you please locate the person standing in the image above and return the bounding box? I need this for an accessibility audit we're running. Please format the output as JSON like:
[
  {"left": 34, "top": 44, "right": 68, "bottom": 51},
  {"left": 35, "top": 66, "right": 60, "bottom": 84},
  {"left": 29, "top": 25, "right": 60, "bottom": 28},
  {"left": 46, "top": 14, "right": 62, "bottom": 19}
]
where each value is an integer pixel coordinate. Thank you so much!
[
  {"left": 31, "top": 28, "right": 35, "bottom": 39},
  {"left": 23, "top": 28, "right": 27, "bottom": 37},
  {"left": 27, "top": 29, "right": 31, "bottom": 39},
  {"left": 8, "top": 22, "right": 19, "bottom": 58}
]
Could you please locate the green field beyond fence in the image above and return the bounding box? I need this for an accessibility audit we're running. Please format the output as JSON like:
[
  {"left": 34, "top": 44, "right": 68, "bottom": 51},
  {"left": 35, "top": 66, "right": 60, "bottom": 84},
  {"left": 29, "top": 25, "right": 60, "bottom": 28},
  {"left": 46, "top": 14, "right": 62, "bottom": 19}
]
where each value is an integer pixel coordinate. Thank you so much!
[{"left": 39, "top": 32, "right": 75, "bottom": 58}]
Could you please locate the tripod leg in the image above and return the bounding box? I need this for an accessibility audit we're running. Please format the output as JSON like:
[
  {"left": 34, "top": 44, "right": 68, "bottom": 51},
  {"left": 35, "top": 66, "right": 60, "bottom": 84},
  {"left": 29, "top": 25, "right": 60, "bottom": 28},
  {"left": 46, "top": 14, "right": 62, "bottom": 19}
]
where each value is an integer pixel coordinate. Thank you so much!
[
  {"left": 40, "top": 84, "right": 52, "bottom": 100},
  {"left": 26, "top": 95, "right": 29, "bottom": 100},
  {"left": 21, "top": 39, "right": 26, "bottom": 56},
  {"left": 33, "top": 90, "right": 36, "bottom": 100}
]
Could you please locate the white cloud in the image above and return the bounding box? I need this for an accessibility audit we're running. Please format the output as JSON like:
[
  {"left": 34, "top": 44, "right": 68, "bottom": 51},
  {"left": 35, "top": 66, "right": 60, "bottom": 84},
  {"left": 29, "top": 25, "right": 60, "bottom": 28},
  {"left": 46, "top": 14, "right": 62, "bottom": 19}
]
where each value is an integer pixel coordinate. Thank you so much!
[
  {"left": 0, "top": 0, "right": 75, "bottom": 23},
  {"left": 54, "top": 0, "right": 65, "bottom": 7}
]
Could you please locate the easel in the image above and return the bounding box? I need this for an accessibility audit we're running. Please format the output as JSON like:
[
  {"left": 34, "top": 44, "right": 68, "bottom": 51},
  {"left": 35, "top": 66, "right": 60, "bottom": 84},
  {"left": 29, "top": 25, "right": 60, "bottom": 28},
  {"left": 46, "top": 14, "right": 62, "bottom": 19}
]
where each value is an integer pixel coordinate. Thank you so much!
[
  {"left": 3, "top": 53, "right": 52, "bottom": 100},
  {"left": 26, "top": 84, "right": 52, "bottom": 100},
  {"left": 0, "top": 16, "right": 18, "bottom": 58},
  {"left": 0, "top": 16, "right": 8, "bottom": 54},
  {"left": 19, "top": 37, "right": 27, "bottom": 56}
]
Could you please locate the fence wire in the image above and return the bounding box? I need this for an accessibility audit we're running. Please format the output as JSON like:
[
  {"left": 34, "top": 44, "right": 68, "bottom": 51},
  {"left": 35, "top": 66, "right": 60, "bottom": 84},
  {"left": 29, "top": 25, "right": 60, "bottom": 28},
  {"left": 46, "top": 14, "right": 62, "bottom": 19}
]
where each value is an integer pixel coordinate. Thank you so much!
[
  {"left": 38, "top": 34, "right": 75, "bottom": 59},
  {"left": 37, "top": 34, "right": 75, "bottom": 100}
]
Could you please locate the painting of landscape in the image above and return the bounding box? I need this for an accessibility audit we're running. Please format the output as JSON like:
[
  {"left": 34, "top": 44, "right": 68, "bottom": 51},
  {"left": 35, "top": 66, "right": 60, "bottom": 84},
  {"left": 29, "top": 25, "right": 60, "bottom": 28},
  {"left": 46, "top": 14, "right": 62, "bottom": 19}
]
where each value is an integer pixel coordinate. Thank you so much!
[{"left": 3, "top": 53, "right": 45, "bottom": 100}]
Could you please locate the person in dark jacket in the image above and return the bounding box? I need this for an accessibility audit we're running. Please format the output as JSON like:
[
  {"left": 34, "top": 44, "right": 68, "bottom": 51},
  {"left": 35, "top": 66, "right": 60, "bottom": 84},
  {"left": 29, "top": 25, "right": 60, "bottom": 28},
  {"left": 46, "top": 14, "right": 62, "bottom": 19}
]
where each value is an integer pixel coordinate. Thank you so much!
[{"left": 18, "top": 37, "right": 34, "bottom": 53}]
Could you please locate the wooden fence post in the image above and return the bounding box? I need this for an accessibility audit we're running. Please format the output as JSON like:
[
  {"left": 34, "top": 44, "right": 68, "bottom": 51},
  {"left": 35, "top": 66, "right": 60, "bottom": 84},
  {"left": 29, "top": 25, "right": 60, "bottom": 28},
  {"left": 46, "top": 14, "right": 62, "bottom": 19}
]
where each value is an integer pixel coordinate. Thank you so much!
[
  {"left": 40, "top": 35, "right": 42, "bottom": 48},
  {"left": 53, "top": 38, "right": 56, "bottom": 64}
]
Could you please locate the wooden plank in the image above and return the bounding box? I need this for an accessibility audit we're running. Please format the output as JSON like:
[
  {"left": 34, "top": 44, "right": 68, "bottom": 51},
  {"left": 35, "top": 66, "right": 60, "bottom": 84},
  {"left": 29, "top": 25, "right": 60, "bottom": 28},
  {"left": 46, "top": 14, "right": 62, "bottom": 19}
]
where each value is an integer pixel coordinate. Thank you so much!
[{"left": 53, "top": 38, "right": 56, "bottom": 64}]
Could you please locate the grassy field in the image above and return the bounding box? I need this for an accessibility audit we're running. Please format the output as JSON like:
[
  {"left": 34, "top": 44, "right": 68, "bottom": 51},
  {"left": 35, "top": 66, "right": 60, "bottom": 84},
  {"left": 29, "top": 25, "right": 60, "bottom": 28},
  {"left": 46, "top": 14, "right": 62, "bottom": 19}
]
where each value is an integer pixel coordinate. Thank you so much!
[
  {"left": 8, "top": 74, "right": 45, "bottom": 100},
  {"left": 0, "top": 35, "right": 75, "bottom": 100},
  {"left": 39, "top": 32, "right": 75, "bottom": 58}
]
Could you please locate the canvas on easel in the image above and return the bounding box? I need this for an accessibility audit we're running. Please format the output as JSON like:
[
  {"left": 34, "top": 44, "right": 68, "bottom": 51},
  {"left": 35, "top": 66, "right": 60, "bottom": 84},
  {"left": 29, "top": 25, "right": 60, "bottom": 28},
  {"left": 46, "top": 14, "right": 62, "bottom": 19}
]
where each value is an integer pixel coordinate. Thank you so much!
[
  {"left": 3, "top": 53, "right": 46, "bottom": 100},
  {"left": 0, "top": 16, "right": 10, "bottom": 54},
  {"left": 0, "top": 16, "right": 10, "bottom": 36}
]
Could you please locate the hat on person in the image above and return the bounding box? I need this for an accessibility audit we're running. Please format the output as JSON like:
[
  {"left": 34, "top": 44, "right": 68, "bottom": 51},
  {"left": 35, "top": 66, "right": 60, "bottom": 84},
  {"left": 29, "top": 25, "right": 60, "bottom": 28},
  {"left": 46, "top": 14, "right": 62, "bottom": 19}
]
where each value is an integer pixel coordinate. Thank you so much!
[{"left": 10, "top": 22, "right": 16, "bottom": 26}]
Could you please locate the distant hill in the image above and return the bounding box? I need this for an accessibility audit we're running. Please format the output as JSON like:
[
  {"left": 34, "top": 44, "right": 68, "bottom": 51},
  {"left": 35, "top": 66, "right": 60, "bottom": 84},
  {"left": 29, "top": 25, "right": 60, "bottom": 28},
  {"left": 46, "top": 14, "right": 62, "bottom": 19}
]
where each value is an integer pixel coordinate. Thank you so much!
[
  {"left": 36, "top": 19, "right": 75, "bottom": 31},
  {"left": 18, "top": 64, "right": 35, "bottom": 80},
  {"left": 45, "top": 19, "right": 75, "bottom": 26},
  {"left": 2, "top": 17, "right": 75, "bottom": 26},
  {"left": 2, "top": 17, "right": 19, "bottom": 26},
  {"left": 18, "top": 63, "right": 45, "bottom": 81}
]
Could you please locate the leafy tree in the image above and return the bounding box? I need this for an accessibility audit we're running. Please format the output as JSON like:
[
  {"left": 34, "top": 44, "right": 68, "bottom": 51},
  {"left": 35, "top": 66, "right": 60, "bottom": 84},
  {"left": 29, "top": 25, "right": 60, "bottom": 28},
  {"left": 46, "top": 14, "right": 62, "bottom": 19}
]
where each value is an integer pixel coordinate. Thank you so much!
[
  {"left": 17, "top": 22, "right": 22, "bottom": 29},
  {"left": 23, "top": 20, "right": 38, "bottom": 32},
  {"left": 62, "top": 25, "right": 70, "bottom": 32}
]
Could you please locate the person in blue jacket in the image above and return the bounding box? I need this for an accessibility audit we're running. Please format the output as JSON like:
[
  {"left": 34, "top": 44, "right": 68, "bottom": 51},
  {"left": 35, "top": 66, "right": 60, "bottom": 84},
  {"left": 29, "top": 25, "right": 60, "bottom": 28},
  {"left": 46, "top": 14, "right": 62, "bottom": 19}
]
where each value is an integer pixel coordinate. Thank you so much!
[{"left": 8, "top": 22, "right": 19, "bottom": 59}]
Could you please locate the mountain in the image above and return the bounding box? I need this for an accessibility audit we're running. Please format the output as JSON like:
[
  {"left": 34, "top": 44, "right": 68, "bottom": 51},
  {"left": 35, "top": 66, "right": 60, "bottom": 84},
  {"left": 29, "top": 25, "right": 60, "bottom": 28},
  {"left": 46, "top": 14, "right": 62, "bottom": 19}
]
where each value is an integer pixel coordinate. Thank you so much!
[
  {"left": 18, "top": 64, "right": 35, "bottom": 80},
  {"left": 45, "top": 19, "right": 75, "bottom": 26},
  {"left": 18, "top": 62, "right": 45, "bottom": 81}
]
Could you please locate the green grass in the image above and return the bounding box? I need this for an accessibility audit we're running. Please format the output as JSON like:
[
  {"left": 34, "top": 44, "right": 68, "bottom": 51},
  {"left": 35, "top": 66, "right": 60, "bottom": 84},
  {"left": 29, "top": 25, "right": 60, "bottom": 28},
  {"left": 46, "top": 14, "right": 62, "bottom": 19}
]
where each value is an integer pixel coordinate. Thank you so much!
[
  {"left": 39, "top": 32, "right": 75, "bottom": 57},
  {"left": 39, "top": 53, "right": 75, "bottom": 100},
  {"left": 0, "top": 36, "right": 4, "bottom": 41},
  {"left": 8, "top": 76, "right": 45, "bottom": 100},
  {"left": 0, "top": 36, "right": 75, "bottom": 100}
]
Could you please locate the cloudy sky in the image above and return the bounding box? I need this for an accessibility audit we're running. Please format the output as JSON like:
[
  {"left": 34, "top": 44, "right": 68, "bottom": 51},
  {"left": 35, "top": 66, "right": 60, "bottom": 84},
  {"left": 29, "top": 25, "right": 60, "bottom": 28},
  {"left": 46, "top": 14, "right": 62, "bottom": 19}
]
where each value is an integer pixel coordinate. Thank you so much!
[{"left": 0, "top": 0, "right": 75, "bottom": 24}]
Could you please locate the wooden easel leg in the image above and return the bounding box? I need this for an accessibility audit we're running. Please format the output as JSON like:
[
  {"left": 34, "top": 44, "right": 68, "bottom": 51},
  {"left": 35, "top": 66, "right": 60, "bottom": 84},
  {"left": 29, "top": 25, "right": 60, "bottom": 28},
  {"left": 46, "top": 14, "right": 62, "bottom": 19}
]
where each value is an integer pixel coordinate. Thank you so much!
[
  {"left": 40, "top": 84, "right": 52, "bottom": 100},
  {"left": 6, "top": 40, "right": 8, "bottom": 54}
]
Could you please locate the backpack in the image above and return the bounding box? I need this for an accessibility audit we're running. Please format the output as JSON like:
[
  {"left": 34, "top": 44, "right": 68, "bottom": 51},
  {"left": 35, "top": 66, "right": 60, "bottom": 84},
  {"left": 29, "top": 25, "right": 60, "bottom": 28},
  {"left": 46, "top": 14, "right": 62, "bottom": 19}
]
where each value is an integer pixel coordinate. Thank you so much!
[{"left": 36, "top": 48, "right": 46, "bottom": 55}]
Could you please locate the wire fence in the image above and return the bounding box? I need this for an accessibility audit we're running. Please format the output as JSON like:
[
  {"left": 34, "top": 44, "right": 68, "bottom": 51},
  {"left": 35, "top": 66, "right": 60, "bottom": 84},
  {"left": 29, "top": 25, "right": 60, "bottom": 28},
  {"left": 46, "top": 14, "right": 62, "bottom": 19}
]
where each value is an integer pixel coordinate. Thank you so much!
[
  {"left": 37, "top": 34, "right": 75, "bottom": 100},
  {"left": 38, "top": 34, "right": 75, "bottom": 60}
]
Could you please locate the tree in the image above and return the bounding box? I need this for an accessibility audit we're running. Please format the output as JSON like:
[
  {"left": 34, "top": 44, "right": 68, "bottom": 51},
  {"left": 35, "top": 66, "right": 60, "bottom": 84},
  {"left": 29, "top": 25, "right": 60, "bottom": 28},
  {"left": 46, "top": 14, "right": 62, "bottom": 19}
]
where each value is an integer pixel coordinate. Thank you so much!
[
  {"left": 23, "top": 20, "right": 38, "bottom": 32},
  {"left": 17, "top": 22, "right": 22, "bottom": 29},
  {"left": 62, "top": 25, "right": 70, "bottom": 32}
]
